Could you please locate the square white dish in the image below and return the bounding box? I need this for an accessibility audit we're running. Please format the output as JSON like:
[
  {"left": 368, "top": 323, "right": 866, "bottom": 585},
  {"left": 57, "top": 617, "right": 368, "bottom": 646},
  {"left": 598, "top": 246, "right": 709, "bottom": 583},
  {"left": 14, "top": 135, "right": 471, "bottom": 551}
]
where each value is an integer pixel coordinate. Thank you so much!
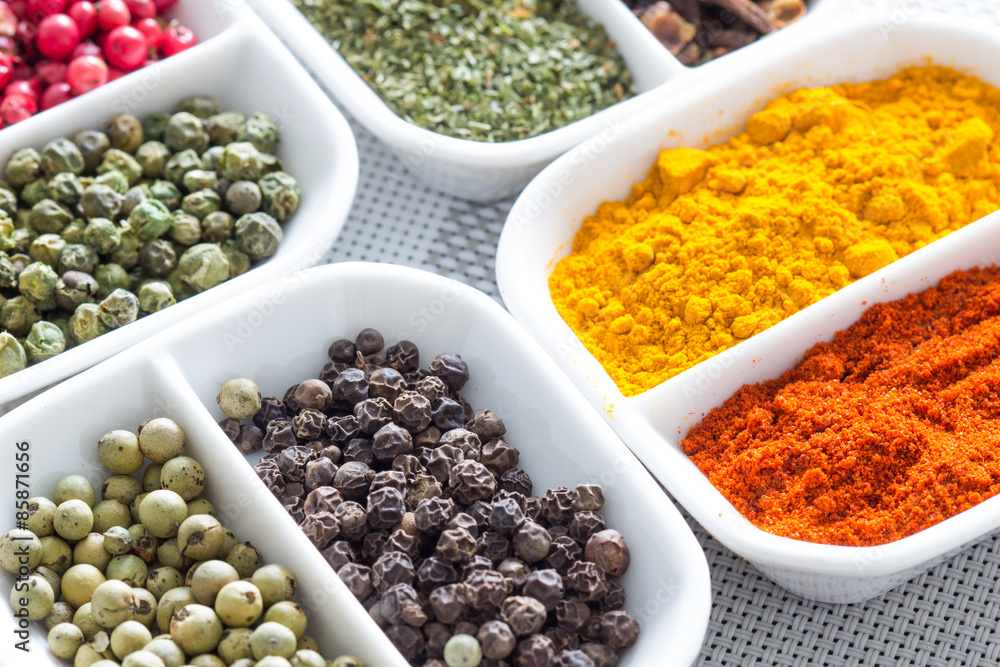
[
  {"left": 495, "top": 11, "right": 1000, "bottom": 603},
  {"left": 245, "top": 0, "right": 843, "bottom": 202},
  {"left": 0, "top": 4, "right": 360, "bottom": 413},
  {"left": 0, "top": 262, "right": 712, "bottom": 666}
]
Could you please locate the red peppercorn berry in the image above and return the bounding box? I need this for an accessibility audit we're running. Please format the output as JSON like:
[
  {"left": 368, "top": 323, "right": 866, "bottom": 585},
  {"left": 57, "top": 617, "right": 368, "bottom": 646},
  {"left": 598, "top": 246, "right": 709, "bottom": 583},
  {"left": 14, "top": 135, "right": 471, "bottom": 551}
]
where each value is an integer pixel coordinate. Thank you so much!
[
  {"left": 6, "top": 77, "right": 39, "bottom": 100},
  {"left": 130, "top": 15, "right": 158, "bottom": 48},
  {"left": 123, "top": 0, "right": 151, "bottom": 19},
  {"left": 1, "top": 91, "right": 36, "bottom": 124},
  {"left": 102, "top": 23, "right": 142, "bottom": 69},
  {"left": 40, "top": 80, "right": 70, "bottom": 109},
  {"left": 65, "top": 52, "right": 105, "bottom": 93},
  {"left": 67, "top": 0, "right": 96, "bottom": 36},
  {"left": 94, "top": 0, "right": 128, "bottom": 31},
  {"left": 0, "top": 53, "right": 13, "bottom": 90},
  {"left": 24, "top": 0, "right": 66, "bottom": 22},
  {"left": 159, "top": 21, "right": 192, "bottom": 56},
  {"left": 35, "top": 58, "right": 66, "bottom": 84},
  {"left": 36, "top": 12, "right": 80, "bottom": 59}
]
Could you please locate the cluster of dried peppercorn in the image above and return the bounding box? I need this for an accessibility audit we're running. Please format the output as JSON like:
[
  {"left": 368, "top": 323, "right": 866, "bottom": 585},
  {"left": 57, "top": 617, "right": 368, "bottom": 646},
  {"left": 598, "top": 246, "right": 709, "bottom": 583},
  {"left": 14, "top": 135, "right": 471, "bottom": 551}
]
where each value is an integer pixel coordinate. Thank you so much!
[{"left": 218, "top": 328, "right": 640, "bottom": 666}]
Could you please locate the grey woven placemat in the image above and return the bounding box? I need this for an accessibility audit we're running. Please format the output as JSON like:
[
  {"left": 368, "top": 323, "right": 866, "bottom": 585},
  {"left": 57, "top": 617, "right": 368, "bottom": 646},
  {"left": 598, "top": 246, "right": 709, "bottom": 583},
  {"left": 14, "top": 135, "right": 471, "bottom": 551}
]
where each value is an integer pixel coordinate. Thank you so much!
[{"left": 323, "top": 1, "right": 1000, "bottom": 664}]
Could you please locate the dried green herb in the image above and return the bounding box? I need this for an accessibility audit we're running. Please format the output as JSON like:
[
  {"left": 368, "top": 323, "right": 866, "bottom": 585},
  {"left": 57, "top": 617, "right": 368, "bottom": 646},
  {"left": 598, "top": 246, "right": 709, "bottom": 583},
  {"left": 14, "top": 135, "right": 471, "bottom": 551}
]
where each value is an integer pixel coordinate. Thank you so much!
[{"left": 292, "top": 0, "right": 636, "bottom": 142}]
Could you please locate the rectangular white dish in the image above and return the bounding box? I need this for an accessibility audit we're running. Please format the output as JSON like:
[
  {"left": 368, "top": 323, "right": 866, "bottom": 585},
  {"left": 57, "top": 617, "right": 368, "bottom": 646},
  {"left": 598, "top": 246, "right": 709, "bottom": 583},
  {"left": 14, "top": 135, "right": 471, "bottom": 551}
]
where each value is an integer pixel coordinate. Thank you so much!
[
  {"left": 246, "top": 0, "right": 843, "bottom": 202},
  {"left": 0, "top": 262, "right": 712, "bottom": 666},
  {"left": 495, "top": 11, "right": 1000, "bottom": 603},
  {"left": 0, "top": 3, "right": 360, "bottom": 413}
]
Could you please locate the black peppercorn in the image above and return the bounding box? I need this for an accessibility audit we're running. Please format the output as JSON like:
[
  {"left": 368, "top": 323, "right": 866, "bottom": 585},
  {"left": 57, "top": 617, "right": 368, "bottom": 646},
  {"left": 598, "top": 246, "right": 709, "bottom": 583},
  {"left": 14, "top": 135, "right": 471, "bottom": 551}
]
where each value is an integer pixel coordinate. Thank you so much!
[
  {"left": 304, "top": 458, "right": 338, "bottom": 490},
  {"left": 299, "top": 510, "right": 339, "bottom": 549},
  {"left": 500, "top": 595, "right": 548, "bottom": 636},
  {"left": 334, "top": 460, "right": 375, "bottom": 501},
  {"left": 327, "top": 415, "right": 361, "bottom": 443},
  {"left": 253, "top": 396, "right": 287, "bottom": 429},
  {"left": 436, "top": 527, "right": 477, "bottom": 563},
  {"left": 584, "top": 529, "right": 630, "bottom": 578},
  {"left": 323, "top": 539, "right": 356, "bottom": 570},
  {"left": 386, "top": 340, "right": 419, "bottom": 372},
  {"left": 277, "top": 445, "right": 317, "bottom": 483},
  {"left": 338, "top": 562, "right": 375, "bottom": 600},
  {"left": 431, "top": 397, "right": 465, "bottom": 431},
  {"left": 428, "top": 583, "right": 467, "bottom": 625},
  {"left": 466, "top": 409, "right": 506, "bottom": 442},
  {"left": 522, "top": 569, "right": 563, "bottom": 611},
  {"left": 380, "top": 583, "right": 428, "bottom": 627},
  {"left": 553, "top": 648, "right": 593, "bottom": 667},
  {"left": 482, "top": 438, "right": 519, "bottom": 475},
  {"left": 333, "top": 367, "right": 369, "bottom": 404},
  {"left": 489, "top": 497, "right": 526, "bottom": 536},
  {"left": 513, "top": 522, "right": 552, "bottom": 563},
  {"left": 423, "top": 621, "right": 451, "bottom": 659},
  {"left": 354, "top": 397, "right": 394, "bottom": 435},
  {"left": 597, "top": 580, "right": 626, "bottom": 612},
  {"left": 384, "top": 623, "right": 424, "bottom": 661},
  {"left": 218, "top": 417, "right": 240, "bottom": 441},
  {"left": 415, "top": 556, "right": 458, "bottom": 594},
  {"left": 334, "top": 501, "right": 368, "bottom": 542},
  {"left": 367, "top": 486, "right": 407, "bottom": 531},
  {"left": 541, "top": 488, "right": 577, "bottom": 526},
  {"left": 440, "top": 428, "right": 482, "bottom": 462},
  {"left": 447, "top": 512, "right": 480, "bottom": 539},
  {"left": 599, "top": 610, "right": 639, "bottom": 649},
  {"left": 476, "top": 531, "right": 511, "bottom": 565},
  {"left": 568, "top": 512, "right": 607, "bottom": 545},
  {"left": 235, "top": 423, "right": 264, "bottom": 455},
  {"left": 425, "top": 445, "right": 463, "bottom": 484},
  {"left": 460, "top": 555, "right": 493, "bottom": 579},
  {"left": 370, "top": 366, "right": 407, "bottom": 402},
  {"left": 328, "top": 338, "right": 356, "bottom": 362},
  {"left": 555, "top": 598, "right": 591, "bottom": 632},
  {"left": 459, "top": 569, "right": 510, "bottom": 612},
  {"left": 574, "top": 484, "right": 604, "bottom": 512},
  {"left": 578, "top": 642, "right": 617, "bottom": 667},
  {"left": 478, "top": 619, "right": 516, "bottom": 661},
  {"left": 303, "top": 485, "right": 343, "bottom": 515},
  {"left": 449, "top": 460, "right": 496, "bottom": 506},
  {"left": 565, "top": 562, "right": 609, "bottom": 603},
  {"left": 500, "top": 468, "right": 533, "bottom": 496},
  {"left": 386, "top": 528, "right": 421, "bottom": 561},
  {"left": 372, "top": 550, "right": 416, "bottom": 594},
  {"left": 262, "top": 420, "right": 297, "bottom": 453},
  {"left": 513, "top": 634, "right": 556, "bottom": 667},
  {"left": 343, "top": 437, "right": 375, "bottom": 466},
  {"left": 429, "top": 352, "right": 470, "bottom": 391},
  {"left": 373, "top": 422, "right": 414, "bottom": 461},
  {"left": 498, "top": 557, "right": 531, "bottom": 588},
  {"left": 415, "top": 496, "right": 456, "bottom": 536},
  {"left": 293, "top": 408, "right": 327, "bottom": 440},
  {"left": 355, "top": 328, "right": 385, "bottom": 356},
  {"left": 394, "top": 391, "right": 433, "bottom": 432},
  {"left": 294, "top": 378, "right": 333, "bottom": 412}
]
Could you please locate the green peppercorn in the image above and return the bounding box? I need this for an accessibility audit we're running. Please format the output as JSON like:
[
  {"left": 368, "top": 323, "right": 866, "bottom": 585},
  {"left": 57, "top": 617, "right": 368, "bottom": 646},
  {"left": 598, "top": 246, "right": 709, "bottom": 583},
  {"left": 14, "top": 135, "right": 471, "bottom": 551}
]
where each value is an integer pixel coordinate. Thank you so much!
[
  {"left": 58, "top": 243, "right": 99, "bottom": 275},
  {"left": 220, "top": 239, "right": 250, "bottom": 278},
  {"left": 84, "top": 218, "right": 122, "bottom": 254},
  {"left": 149, "top": 179, "right": 182, "bottom": 210},
  {"left": 20, "top": 179, "right": 49, "bottom": 207},
  {"left": 92, "top": 499, "right": 132, "bottom": 534},
  {"left": 177, "top": 243, "right": 229, "bottom": 293},
  {"left": 59, "top": 220, "right": 85, "bottom": 245},
  {"left": 169, "top": 211, "right": 201, "bottom": 246},
  {"left": 221, "top": 142, "right": 264, "bottom": 182},
  {"left": 40, "top": 138, "right": 85, "bottom": 178},
  {"left": 202, "top": 145, "right": 225, "bottom": 173},
  {"left": 121, "top": 184, "right": 151, "bottom": 217},
  {"left": 98, "top": 288, "right": 139, "bottom": 329},
  {"left": 259, "top": 152, "right": 285, "bottom": 176},
  {"left": 94, "top": 168, "right": 130, "bottom": 195},
  {"left": 8, "top": 226, "right": 35, "bottom": 254},
  {"left": 225, "top": 180, "right": 261, "bottom": 216},
  {"left": 73, "top": 129, "right": 112, "bottom": 173},
  {"left": 182, "top": 188, "right": 222, "bottom": 219},
  {"left": 6, "top": 147, "right": 41, "bottom": 187},
  {"left": 106, "top": 114, "right": 144, "bottom": 154},
  {"left": 24, "top": 320, "right": 65, "bottom": 363},
  {"left": 129, "top": 199, "right": 172, "bottom": 241},
  {"left": 142, "top": 111, "right": 170, "bottom": 142},
  {"left": 0, "top": 254, "right": 15, "bottom": 289},
  {"left": 98, "top": 149, "right": 143, "bottom": 186},
  {"left": 0, "top": 188, "right": 14, "bottom": 217},
  {"left": 94, "top": 262, "right": 132, "bottom": 298},
  {"left": 29, "top": 198, "right": 73, "bottom": 234},
  {"left": 69, "top": 302, "right": 108, "bottom": 343},
  {"left": 48, "top": 622, "right": 85, "bottom": 659},
  {"left": 0, "top": 214, "right": 12, "bottom": 253},
  {"left": 257, "top": 172, "right": 299, "bottom": 223},
  {"left": 162, "top": 149, "right": 201, "bottom": 187},
  {"left": 135, "top": 141, "right": 171, "bottom": 179},
  {"left": 206, "top": 111, "right": 246, "bottom": 146},
  {"left": 235, "top": 212, "right": 283, "bottom": 260},
  {"left": 10, "top": 575, "right": 54, "bottom": 621},
  {"left": 137, "top": 280, "right": 176, "bottom": 313},
  {"left": 0, "top": 331, "right": 26, "bottom": 377},
  {"left": 0, "top": 296, "right": 41, "bottom": 337},
  {"left": 238, "top": 112, "right": 280, "bottom": 154},
  {"left": 29, "top": 233, "right": 66, "bottom": 267},
  {"left": 47, "top": 171, "right": 83, "bottom": 206},
  {"left": 183, "top": 169, "right": 219, "bottom": 193},
  {"left": 106, "top": 553, "right": 148, "bottom": 587},
  {"left": 160, "top": 455, "right": 206, "bottom": 501},
  {"left": 18, "top": 260, "right": 58, "bottom": 302},
  {"left": 80, "top": 183, "right": 124, "bottom": 220},
  {"left": 165, "top": 112, "right": 210, "bottom": 154},
  {"left": 201, "top": 211, "right": 234, "bottom": 243},
  {"left": 175, "top": 95, "right": 221, "bottom": 119}
]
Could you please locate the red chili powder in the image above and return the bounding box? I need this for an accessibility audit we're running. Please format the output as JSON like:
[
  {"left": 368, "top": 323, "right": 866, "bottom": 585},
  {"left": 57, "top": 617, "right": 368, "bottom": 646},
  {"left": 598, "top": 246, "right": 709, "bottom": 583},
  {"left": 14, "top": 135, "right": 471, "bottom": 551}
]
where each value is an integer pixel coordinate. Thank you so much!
[{"left": 681, "top": 265, "right": 1000, "bottom": 546}]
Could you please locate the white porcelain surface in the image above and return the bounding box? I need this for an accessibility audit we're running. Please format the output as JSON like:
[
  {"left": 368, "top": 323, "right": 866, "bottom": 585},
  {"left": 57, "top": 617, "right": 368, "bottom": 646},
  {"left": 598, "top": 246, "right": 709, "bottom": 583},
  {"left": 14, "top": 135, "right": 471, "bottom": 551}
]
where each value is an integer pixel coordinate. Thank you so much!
[
  {"left": 246, "top": 0, "right": 843, "bottom": 202},
  {"left": 0, "top": 3, "right": 360, "bottom": 412},
  {"left": 496, "top": 12, "right": 1000, "bottom": 603},
  {"left": 0, "top": 262, "right": 711, "bottom": 666}
]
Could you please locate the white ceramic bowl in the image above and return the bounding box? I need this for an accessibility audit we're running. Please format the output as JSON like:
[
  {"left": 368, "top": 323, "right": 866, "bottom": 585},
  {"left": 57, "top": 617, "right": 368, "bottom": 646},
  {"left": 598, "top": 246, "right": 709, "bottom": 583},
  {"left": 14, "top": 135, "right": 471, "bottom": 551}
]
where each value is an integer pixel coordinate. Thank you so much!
[
  {"left": 0, "top": 262, "right": 711, "bottom": 666},
  {"left": 0, "top": 3, "right": 360, "bottom": 412},
  {"left": 496, "top": 12, "right": 1000, "bottom": 603},
  {"left": 246, "top": 0, "right": 843, "bottom": 202}
]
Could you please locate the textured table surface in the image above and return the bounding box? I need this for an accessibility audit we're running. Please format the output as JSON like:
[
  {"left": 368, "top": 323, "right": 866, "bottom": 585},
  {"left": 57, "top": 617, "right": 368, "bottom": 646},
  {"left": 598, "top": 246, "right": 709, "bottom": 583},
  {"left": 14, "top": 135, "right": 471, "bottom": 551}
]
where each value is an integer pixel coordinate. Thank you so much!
[{"left": 318, "top": 1, "right": 1000, "bottom": 664}]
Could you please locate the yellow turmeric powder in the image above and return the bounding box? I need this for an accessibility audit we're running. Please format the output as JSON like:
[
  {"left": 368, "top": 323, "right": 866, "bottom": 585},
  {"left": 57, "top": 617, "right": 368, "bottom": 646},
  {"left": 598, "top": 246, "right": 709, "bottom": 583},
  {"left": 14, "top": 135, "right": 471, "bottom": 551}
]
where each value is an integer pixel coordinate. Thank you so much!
[{"left": 549, "top": 66, "right": 1000, "bottom": 397}]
